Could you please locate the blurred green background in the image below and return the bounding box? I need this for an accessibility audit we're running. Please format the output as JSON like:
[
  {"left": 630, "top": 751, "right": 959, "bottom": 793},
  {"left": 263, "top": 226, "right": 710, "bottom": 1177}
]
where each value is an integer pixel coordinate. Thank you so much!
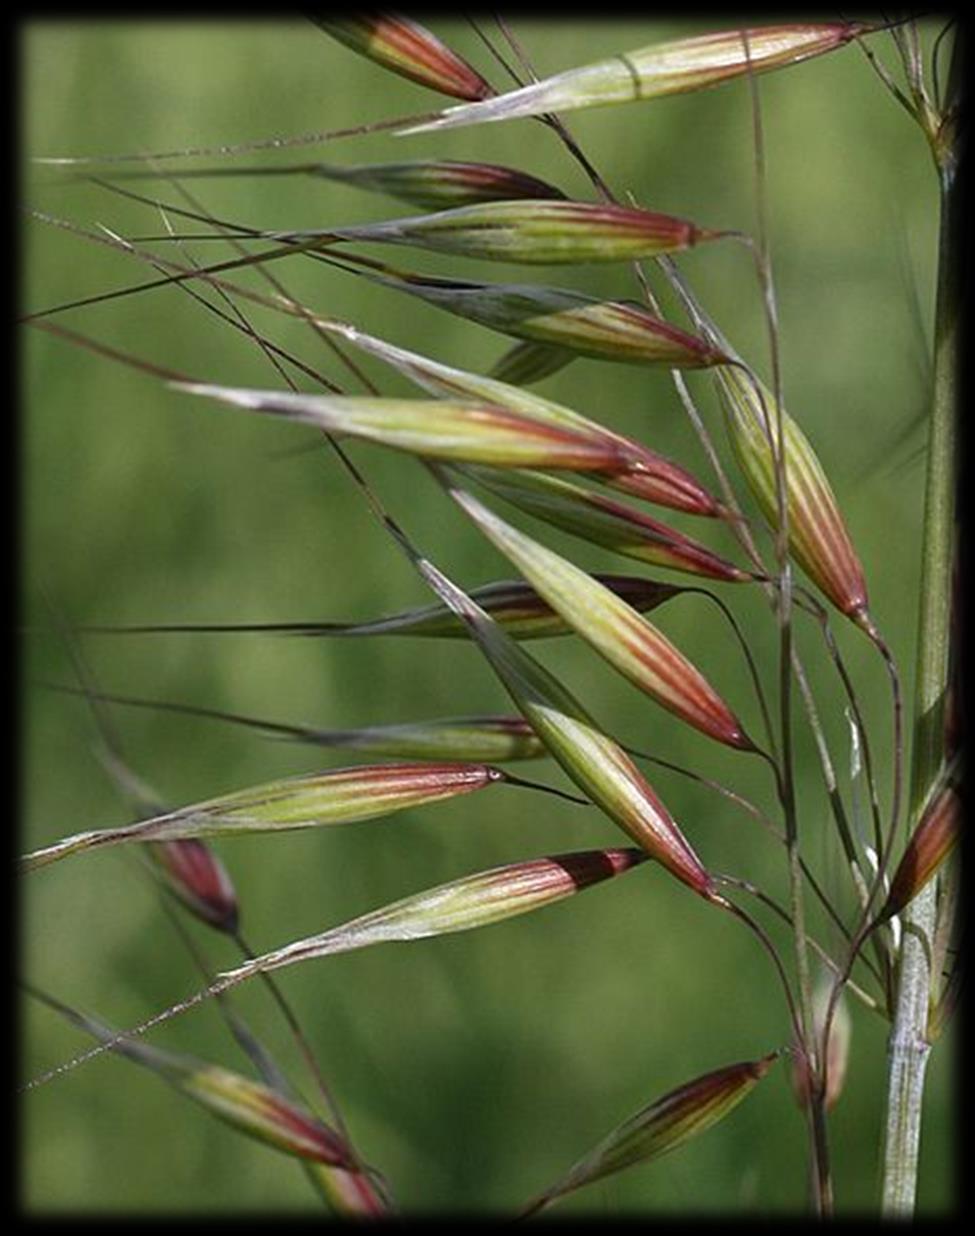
[{"left": 22, "top": 17, "right": 955, "bottom": 1216}]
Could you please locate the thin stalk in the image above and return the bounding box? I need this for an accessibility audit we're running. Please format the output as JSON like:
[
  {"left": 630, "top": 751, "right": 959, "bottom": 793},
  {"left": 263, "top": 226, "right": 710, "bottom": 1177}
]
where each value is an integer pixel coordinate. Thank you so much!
[
  {"left": 796, "top": 590, "right": 887, "bottom": 865},
  {"left": 104, "top": 173, "right": 379, "bottom": 395},
  {"left": 740, "top": 35, "right": 826, "bottom": 1212},
  {"left": 715, "top": 874, "right": 883, "bottom": 1006},
  {"left": 32, "top": 107, "right": 446, "bottom": 167},
  {"left": 880, "top": 100, "right": 958, "bottom": 1217},
  {"left": 627, "top": 739, "right": 881, "bottom": 987}
]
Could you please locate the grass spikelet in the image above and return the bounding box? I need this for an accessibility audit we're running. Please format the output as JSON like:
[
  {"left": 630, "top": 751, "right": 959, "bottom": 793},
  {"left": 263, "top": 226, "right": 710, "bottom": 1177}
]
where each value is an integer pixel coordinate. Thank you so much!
[
  {"left": 30, "top": 988, "right": 356, "bottom": 1169},
  {"left": 218, "top": 848, "right": 647, "bottom": 980},
  {"left": 715, "top": 364, "right": 872, "bottom": 627},
  {"left": 315, "top": 198, "right": 726, "bottom": 264},
  {"left": 308, "top": 157, "right": 567, "bottom": 209},
  {"left": 44, "top": 682, "right": 550, "bottom": 762},
  {"left": 312, "top": 16, "right": 492, "bottom": 100},
  {"left": 147, "top": 840, "right": 239, "bottom": 933},
  {"left": 401, "top": 23, "right": 863, "bottom": 131},
  {"left": 366, "top": 267, "right": 729, "bottom": 367},
  {"left": 174, "top": 384, "right": 636, "bottom": 473},
  {"left": 20, "top": 762, "right": 509, "bottom": 873},
  {"left": 407, "top": 555, "right": 716, "bottom": 898},
  {"left": 463, "top": 466, "right": 750, "bottom": 583},
  {"left": 92, "top": 157, "right": 566, "bottom": 212},
  {"left": 313, "top": 318, "right": 724, "bottom": 516},
  {"left": 447, "top": 482, "right": 754, "bottom": 749},
  {"left": 522, "top": 1052, "right": 779, "bottom": 1213},
  {"left": 878, "top": 779, "right": 959, "bottom": 923},
  {"left": 77, "top": 574, "right": 682, "bottom": 642}
]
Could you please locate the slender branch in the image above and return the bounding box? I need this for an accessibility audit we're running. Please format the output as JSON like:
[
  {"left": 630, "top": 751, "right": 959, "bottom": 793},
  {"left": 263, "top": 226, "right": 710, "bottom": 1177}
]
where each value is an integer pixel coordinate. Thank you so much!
[{"left": 881, "top": 85, "right": 958, "bottom": 1216}]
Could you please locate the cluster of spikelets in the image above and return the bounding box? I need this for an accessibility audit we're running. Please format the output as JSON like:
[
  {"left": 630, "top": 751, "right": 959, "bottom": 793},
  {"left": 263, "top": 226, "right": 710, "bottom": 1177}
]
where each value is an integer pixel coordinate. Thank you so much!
[{"left": 24, "top": 17, "right": 959, "bottom": 1215}]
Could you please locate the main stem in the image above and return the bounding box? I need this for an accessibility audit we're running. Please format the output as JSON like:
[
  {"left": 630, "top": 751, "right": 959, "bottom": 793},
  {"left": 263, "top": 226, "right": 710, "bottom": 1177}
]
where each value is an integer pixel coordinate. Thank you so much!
[{"left": 880, "top": 134, "right": 957, "bottom": 1215}]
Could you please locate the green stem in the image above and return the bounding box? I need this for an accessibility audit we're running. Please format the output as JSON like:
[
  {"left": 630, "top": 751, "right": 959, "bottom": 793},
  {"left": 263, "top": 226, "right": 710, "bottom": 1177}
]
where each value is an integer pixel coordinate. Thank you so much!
[{"left": 880, "top": 124, "right": 957, "bottom": 1215}]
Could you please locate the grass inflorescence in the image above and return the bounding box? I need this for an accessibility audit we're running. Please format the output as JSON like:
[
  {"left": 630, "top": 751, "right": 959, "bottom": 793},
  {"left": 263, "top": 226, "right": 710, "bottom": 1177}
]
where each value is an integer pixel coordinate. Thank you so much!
[{"left": 22, "top": 16, "right": 957, "bottom": 1217}]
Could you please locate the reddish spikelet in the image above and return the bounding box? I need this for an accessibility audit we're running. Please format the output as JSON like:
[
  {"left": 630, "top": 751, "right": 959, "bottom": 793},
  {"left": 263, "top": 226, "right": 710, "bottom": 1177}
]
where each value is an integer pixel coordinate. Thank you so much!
[
  {"left": 605, "top": 604, "right": 751, "bottom": 747},
  {"left": 450, "top": 486, "right": 753, "bottom": 749},
  {"left": 572, "top": 297, "right": 728, "bottom": 367},
  {"left": 717, "top": 365, "right": 871, "bottom": 625},
  {"left": 35, "top": 991, "right": 357, "bottom": 1170},
  {"left": 526, "top": 1052, "right": 779, "bottom": 1212},
  {"left": 413, "top": 558, "right": 715, "bottom": 899},
  {"left": 220, "top": 848, "right": 648, "bottom": 979},
  {"left": 331, "top": 199, "right": 724, "bottom": 265},
  {"left": 315, "top": 158, "right": 566, "bottom": 210},
  {"left": 20, "top": 761, "right": 510, "bottom": 873},
  {"left": 182, "top": 1071, "right": 354, "bottom": 1166},
  {"left": 314, "top": 16, "right": 491, "bottom": 101},
  {"left": 466, "top": 466, "right": 750, "bottom": 583},
  {"left": 176, "top": 384, "right": 637, "bottom": 475},
  {"left": 606, "top": 450, "right": 725, "bottom": 518},
  {"left": 148, "top": 839, "right": 239, "bottom": 933},
  {"left": 372, "top": 573, "right": 680, "bottom": 639},
  {"left": 880, "top": 782, "right": 960, "bottom": 922},
  {"left": 360, "top": 267, "right": 728, "bottom": 370}
]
